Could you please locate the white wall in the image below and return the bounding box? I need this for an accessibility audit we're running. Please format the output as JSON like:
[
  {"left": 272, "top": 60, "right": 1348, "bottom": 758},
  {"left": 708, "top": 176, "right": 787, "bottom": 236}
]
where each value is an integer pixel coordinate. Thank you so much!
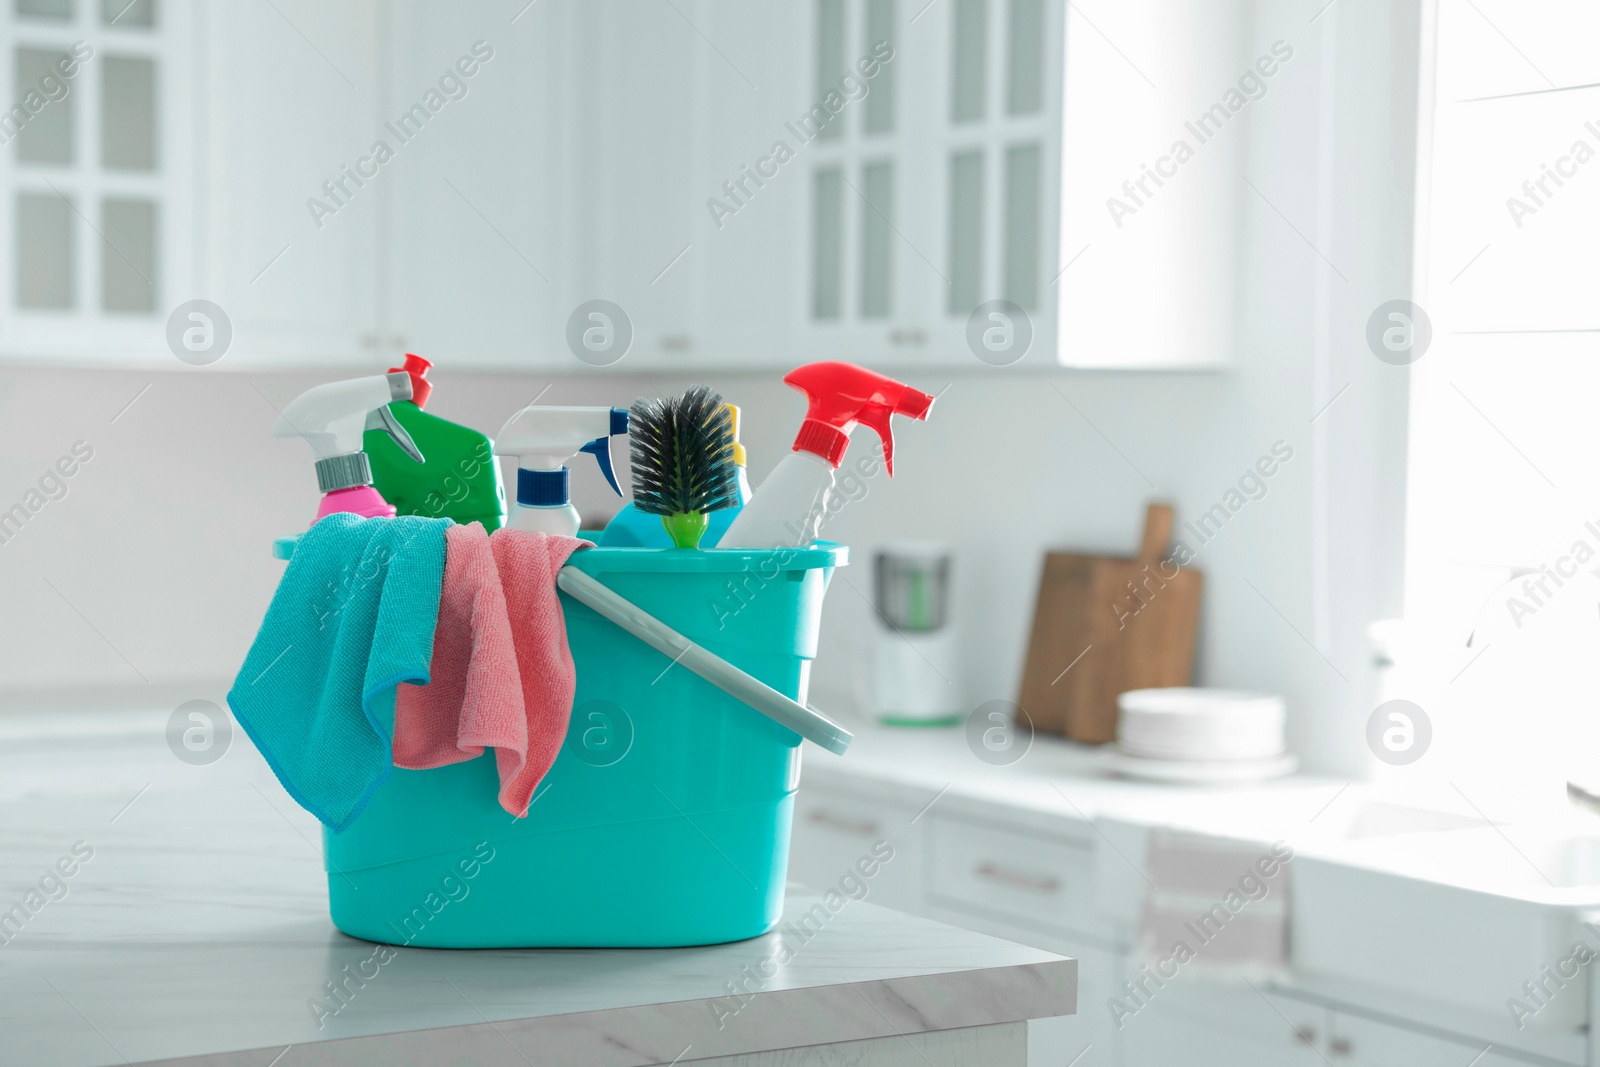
[{"left": 0, "top": 0, "right": 1422, "bottom": 778}]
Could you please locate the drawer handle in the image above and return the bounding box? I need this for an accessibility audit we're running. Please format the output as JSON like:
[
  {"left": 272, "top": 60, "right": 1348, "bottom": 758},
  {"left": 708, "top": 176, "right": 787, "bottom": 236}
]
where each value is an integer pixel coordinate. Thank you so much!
[
  {"left": 806, "top": 810, "right": 881, "bottom": 836},
  {"left": 974, "top": 862, "right": 1061, "bottom": 894}
]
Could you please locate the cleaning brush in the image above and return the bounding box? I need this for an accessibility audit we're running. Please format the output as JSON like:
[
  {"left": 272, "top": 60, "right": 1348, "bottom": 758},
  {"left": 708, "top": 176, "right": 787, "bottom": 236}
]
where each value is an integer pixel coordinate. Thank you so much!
[{"left": 628, "top": 385, "right": 740, "bottom": 548}]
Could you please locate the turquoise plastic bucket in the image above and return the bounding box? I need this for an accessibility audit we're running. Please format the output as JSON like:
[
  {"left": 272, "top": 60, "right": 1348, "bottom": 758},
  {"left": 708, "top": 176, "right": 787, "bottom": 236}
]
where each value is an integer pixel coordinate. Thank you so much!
[{"left": 322, "top": 542, "right": 846, "bottom": 948}]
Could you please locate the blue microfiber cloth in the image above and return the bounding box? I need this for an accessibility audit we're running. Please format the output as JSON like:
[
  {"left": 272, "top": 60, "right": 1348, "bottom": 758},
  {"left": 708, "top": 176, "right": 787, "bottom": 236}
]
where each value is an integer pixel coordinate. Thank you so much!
[{"left": 229, "top": 513, "right": 450, "bottom": 832}]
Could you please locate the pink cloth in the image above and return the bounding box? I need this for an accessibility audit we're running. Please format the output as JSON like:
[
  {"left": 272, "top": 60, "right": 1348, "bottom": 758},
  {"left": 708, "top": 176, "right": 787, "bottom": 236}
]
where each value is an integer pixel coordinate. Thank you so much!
[{"left": 392, "top": 523, "right": 588, "bottom": 817}]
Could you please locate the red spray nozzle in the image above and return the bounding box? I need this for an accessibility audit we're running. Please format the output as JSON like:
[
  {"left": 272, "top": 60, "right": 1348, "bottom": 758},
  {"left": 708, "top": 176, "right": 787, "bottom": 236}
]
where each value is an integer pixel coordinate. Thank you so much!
[
  {"left": 783, "top": 361, "right": 934, "bottom": 475},
  {"left": 388, "top": 353, "right": 433, "bottom": 409}
]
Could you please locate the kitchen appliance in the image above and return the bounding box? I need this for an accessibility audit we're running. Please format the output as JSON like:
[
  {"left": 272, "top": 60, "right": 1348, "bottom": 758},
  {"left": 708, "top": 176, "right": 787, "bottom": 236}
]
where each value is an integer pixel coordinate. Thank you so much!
[{"left": 871, "top": 542, "right": 961, "bottom": 725}]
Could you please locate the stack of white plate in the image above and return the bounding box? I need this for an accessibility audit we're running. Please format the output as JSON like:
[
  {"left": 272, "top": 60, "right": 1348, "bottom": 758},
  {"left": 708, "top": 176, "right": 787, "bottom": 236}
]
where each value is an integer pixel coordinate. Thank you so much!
[{"left": 1101, "top": 688, "right": 1297, "bottom": 783}]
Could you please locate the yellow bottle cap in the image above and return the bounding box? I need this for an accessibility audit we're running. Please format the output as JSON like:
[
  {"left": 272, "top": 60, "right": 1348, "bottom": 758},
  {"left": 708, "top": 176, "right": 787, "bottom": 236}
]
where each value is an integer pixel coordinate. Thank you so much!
[{"left": 724, "top": 403, "right": 746, "bottom": 467}]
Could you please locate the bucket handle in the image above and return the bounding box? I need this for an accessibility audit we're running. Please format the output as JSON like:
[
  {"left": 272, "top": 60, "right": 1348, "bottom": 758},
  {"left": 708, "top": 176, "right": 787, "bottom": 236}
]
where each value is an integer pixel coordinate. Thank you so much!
[{"left": 557, "top": 568, "right": 853, "bottom": 756}]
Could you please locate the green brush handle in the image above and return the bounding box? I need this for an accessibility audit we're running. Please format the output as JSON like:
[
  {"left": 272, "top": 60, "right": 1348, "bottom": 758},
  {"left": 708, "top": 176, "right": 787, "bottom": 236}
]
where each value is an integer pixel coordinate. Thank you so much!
[{"left": 661, "top": 512, "right": 709, "bottom": 549}]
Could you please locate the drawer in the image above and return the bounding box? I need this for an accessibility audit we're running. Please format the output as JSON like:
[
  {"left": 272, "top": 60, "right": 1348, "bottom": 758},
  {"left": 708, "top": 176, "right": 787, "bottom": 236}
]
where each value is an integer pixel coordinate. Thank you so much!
[
  {"left": 797, "top": 798, "right": 892, "bottom": 840},
  {"left": 790, "top": 788, "right": 923, "bottom": 912},
  {"left": 928, "top": 813, "right": 1098, "bottom": 934}
]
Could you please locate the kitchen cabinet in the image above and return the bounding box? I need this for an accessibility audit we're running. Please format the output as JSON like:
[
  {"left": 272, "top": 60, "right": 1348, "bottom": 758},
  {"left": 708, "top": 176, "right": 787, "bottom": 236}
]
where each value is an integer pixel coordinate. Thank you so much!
[
  {"left": 202, "top": 0, "right": 383, "bottom": 367},
  {"left": 380, "top": 2, "right": 563, "bottom": 370},
  {"left": 789, "top": 781, "right": 925, "bottom": 913},
  {"left": 0, "top": 0, "right": 206, "bottom": 363},
  {"left": 787, "top": 723, "right": 1590, "bottom": 1067},
  {"left": 788, "top": 787, "right": 1110, "bottom": 1065},
  {"left": 384, "top": 0, "right": 814, "bottom": 372},
  {"left": 104, "top": 0, "right": 1250, "bottom": 371},
  {"left": 1022, "top": 936, "right": 1123, "bottom": 1067},
  {"left": 1325, "top": 1012, "right": 1532, "bottom": 1066},
  {"left": 926, "top": 810, "right": 1102, "bottom": 940},
  {"left": 919, "top": 897, "right": 1121, "bottom": 1067},
  {"left": 1049, "top": 941, "right": 1122, "bottom": 1067},
  {"left": 1119, "top": 988, "right": 1327, "bottom": 1067},
  {"left": 376, "top": 0, "right": 1258, "bottom": 371},
  {"left": 1117, "top": 994, "right": 1545, "bottom": 1067}
]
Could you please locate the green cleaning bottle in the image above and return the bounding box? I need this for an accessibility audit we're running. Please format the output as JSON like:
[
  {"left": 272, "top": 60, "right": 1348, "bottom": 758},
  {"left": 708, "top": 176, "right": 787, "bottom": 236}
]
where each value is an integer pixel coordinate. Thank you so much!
[{"left": 365, "top": 354, "right": 507, "bottom": 530}]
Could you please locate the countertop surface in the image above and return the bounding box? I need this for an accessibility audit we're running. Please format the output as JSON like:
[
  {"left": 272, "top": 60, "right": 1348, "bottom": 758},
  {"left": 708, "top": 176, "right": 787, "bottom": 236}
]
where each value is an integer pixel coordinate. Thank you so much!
[
  {"left": 0, "top": 714, "right": 1075, "bottom": 1067},
  {"left": 802, "top": 714, "right": 1358, "bottom": 843}
]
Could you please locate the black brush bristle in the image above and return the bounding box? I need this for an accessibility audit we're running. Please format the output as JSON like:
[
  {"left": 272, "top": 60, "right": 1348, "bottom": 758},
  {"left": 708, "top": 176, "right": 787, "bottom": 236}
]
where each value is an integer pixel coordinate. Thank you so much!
[{"left": 629, "top": 385, "right": 739, "bottom": 516}]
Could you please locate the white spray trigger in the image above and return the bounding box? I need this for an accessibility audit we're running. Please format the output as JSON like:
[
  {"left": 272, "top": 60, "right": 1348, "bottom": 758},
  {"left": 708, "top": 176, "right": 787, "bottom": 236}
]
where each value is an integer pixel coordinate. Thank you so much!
[
  {"left": 365, "top": 405, "right": 424, "bottom": 463},
  {"left": 273, "top": 372, "right": 414, "bottom": 458}
]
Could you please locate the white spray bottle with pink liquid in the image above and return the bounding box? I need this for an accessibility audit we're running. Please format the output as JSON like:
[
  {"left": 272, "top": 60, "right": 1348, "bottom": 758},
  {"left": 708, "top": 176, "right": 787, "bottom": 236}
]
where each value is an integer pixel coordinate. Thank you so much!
[{"left": 273, "top": 372, "right": 425, "bottom": 521}]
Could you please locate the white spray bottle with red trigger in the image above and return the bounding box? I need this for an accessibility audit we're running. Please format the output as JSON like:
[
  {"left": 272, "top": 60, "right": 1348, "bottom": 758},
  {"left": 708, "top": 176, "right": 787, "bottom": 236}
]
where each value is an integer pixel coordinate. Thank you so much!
[{"left": 719, "top": 362, "right": 934, "bottom": 549}]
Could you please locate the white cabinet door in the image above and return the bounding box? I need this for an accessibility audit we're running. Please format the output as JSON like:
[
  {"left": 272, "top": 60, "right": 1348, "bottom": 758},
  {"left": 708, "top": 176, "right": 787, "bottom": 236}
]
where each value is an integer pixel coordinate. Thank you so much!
[
  {"left": 382, "top": 2, "right": 563, "bottom": 370},
  {"left": 385, "top": 0, "right": 802, "bottom": 373},
  {"left": 925, "top": 811, "right": 1101, "bottom": 940},
  {"left": 787, "top": 0, "right": 1064, "bottom": 370},
  {"left": 1055, "top": 0, "right": 1244, "bottom": 370},
  {"left": 914, "top": 902, "right": 1116, "bottom": 1067},
  {"left": 1119, "top": 985, "right": 1326, "bottom": 1067},
  {"left": 669, "top": 1, "right": 810, "bottom": 373},
  {"left": 386, "top": 0, "right": 1072, "bottom": 371},
  {"left": 789, "top": 783, "right": 923, "bottom": 913},
  {"left": 1027, "top": 937, "right": 1119, "bottom": 1067},
  {"left": 1327, "top": 1012, "right": 1526, "bottom": 1067},
  {"left": 203, "top": 0, "right": 382, "bottom": 367},
  {"left": 0, "top": 1, "right": 204, "bottom": 363}
]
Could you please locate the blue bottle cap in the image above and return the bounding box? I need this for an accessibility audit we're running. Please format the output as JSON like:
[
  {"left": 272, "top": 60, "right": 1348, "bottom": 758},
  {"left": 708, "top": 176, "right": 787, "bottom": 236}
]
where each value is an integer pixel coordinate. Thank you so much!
[{"left": 518, "top": 468, "right": 568, "bottom": 507}]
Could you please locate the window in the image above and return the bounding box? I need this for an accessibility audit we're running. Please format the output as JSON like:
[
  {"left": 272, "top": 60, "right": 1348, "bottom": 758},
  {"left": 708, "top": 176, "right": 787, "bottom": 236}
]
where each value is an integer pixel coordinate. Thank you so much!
[
  {"left": 4, "top": 0, "right": 174, "bottom": 349},
  {"left": 1408, "top": 0, "right": 1600, "bottom": 800}
]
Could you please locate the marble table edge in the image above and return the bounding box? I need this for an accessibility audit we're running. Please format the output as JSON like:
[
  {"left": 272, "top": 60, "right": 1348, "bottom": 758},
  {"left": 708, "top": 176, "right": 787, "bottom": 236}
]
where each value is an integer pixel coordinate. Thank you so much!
[{"left": 145, "top": 957, "right": 1078, "bottom": 1067}]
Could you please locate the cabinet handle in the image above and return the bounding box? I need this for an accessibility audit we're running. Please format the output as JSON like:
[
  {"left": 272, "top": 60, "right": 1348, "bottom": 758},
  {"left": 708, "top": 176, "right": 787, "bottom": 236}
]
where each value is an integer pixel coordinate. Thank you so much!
[
  {"left": 1292, "top": 1027, "right": 1317, "bottom": 1046},
  {"left": 805, "top": 810, "right": 880, "bottom": 836},
  {"left": 974, "top": 862, "right": 1061, "bottom": 894},
  {"left": 1328, "top": 1037, "right": 1352, "bottom": 1058}
]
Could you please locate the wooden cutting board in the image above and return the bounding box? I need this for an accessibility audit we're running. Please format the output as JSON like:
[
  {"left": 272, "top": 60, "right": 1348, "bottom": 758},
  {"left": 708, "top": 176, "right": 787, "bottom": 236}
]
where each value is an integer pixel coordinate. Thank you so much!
[{"left": 1016, "top": 504, "right": 1202, "bottom": 744}]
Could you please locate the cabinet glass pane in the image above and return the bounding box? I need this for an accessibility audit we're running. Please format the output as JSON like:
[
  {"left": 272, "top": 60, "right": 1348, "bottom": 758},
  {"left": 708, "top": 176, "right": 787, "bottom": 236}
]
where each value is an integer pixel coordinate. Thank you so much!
[
  {"left": 948, "top": 150, "right": 982, "bottom": 314},
  {"left": 859, "top": 161, "right": 892, "bottom": 317},
  {"left": 15, "top": 0, "right": 71, "bottom": 19},
  {"left": 13, "top": 48, "right": 75, "bottom": 164},
  {"left": 102, "top": 0, "right": 156, "bottom": 26},
  {"left": 951, "top": 0, "right": 987, "bottom": 123},
  {"left": 17, "top": 192, "right": 74, "bottom": 308},
  {"left": 812, "top": 167, "right": 843, "bottom": 319},
  {"left": 102, "top": 55, "right": 157, "bottom": 170},
  {"left": 1003, "top": 142, "right": 1040, "bottom": 309},
  {"left": 1006, "top": 0, "right": 1044, "bottom": 114},
  {"left": 816, "top": 0, "right": 845, "bottom": 140},
  {"left": 102, "top": 197, "right": 156, "bottom": 312},
  {"left": 863, "top": 0, "right": 895, "bottom": 134}
]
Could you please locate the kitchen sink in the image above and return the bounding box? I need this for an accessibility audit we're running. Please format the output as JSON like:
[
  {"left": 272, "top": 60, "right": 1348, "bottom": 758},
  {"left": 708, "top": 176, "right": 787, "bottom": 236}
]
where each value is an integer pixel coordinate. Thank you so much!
[
  {"left": 1093, "top": 795, "right": 1484, "bottom": 934},
  {"left": 1301, "top": 798, "right": 1482, "bottom": 842},
  {"left": 1293, "top": 824, "right": 1600, "bottom": 1030}
]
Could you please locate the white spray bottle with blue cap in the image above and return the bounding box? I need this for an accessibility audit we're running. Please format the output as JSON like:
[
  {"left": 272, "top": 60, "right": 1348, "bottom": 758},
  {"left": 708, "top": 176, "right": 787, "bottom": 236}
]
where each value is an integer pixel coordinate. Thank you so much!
[{"left": 494, "top": 405, "right": 630, "bottom": 536}]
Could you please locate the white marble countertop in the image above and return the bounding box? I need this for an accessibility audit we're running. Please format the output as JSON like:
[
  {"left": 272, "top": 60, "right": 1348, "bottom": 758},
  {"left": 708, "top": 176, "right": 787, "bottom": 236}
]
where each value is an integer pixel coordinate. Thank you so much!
[
  {"left": 802, "top": 715, "right": 1358, "bottom": 843},
  {"left": 0, "top": 721, "right": 1075, "bottom": 1067}
]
